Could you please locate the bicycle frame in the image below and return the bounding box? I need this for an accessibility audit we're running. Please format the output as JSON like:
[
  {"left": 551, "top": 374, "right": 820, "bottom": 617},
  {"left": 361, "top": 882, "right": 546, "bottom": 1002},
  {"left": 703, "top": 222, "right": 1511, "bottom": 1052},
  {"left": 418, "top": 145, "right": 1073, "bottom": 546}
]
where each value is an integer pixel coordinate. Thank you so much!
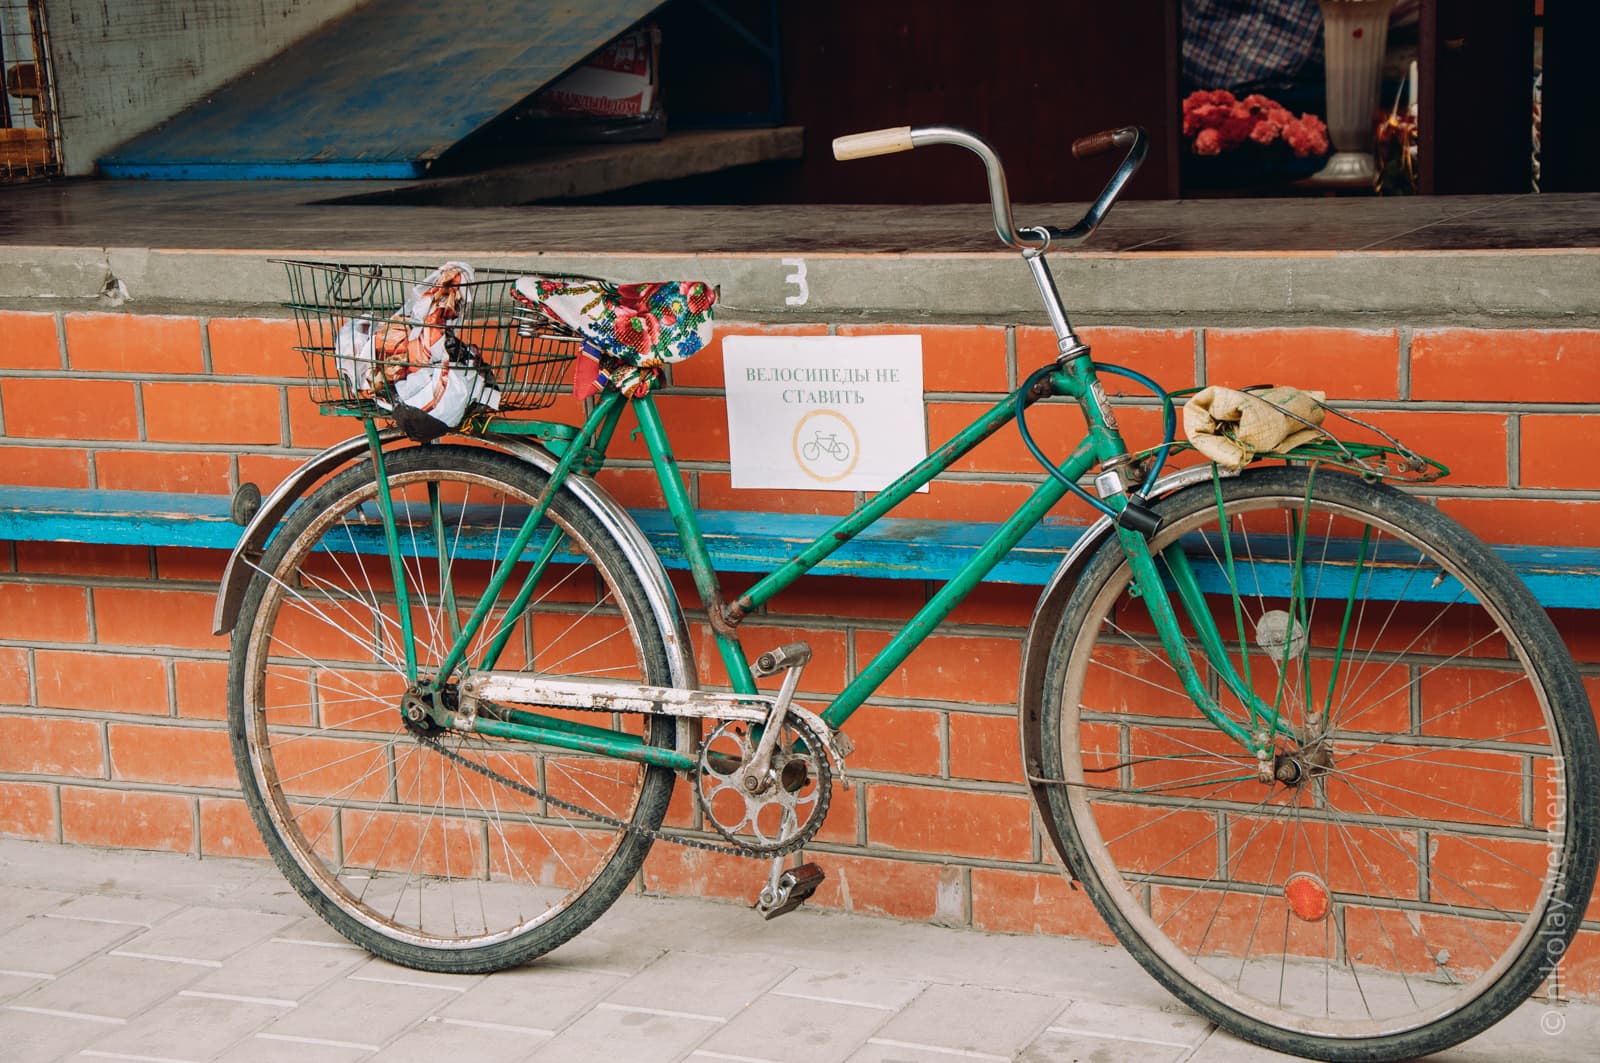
[{"left": 367, "top": 334, "right": 1275, "bottom": 776}]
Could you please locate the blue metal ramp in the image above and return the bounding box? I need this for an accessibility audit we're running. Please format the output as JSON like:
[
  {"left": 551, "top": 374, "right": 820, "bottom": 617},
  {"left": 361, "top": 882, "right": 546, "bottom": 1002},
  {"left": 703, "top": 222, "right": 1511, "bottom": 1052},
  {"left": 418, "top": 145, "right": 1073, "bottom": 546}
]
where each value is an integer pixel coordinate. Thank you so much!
[{"left": 99, "top": 0, "right": 660, "bottom": 180}]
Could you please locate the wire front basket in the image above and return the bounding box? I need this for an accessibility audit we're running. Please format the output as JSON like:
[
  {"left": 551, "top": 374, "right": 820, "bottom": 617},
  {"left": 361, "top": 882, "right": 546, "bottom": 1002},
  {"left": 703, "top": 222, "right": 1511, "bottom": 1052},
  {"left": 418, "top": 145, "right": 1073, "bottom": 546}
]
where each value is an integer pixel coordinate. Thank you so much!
[{"left": 282, "top": 260, "right": 586, "bottom": 418}]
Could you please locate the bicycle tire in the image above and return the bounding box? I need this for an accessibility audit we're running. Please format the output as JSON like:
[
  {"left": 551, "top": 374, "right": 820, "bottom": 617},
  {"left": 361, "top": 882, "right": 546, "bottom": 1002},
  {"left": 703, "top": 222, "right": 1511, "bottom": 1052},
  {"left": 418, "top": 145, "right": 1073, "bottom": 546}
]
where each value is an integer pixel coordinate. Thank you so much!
[
  {"left": 228, "top": 445, "right": 677, "bottom": 973},
  {"left": 1036, "top": 466, "right": 1598, "bottom": 1061}
]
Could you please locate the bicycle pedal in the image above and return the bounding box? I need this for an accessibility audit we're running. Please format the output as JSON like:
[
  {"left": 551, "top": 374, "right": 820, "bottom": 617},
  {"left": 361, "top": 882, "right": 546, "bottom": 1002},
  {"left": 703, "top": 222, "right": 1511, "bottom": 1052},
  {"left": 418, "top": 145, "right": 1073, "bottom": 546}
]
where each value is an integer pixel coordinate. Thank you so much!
[{"left": 755, "top": 862, "right": 825, "bottom": 920}]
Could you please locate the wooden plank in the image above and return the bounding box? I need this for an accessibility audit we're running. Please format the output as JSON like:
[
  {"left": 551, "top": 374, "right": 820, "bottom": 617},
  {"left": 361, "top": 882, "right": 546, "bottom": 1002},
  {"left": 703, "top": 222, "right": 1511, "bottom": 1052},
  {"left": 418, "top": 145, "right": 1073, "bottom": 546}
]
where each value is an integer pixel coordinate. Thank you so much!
[
  {"left": 98, "top": 0, "right": 661, "bottom": 179},
  {"left": 0, "top": 486, "right": 1595, "bottom": 608}
]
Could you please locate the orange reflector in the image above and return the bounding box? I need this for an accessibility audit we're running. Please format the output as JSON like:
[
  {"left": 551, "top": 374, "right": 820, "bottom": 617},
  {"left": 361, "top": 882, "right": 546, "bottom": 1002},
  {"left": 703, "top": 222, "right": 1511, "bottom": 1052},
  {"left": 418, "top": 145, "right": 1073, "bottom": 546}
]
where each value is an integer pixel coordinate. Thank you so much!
[{"left": 1285, "top": 872, "right": 1331, "bottom": 922}]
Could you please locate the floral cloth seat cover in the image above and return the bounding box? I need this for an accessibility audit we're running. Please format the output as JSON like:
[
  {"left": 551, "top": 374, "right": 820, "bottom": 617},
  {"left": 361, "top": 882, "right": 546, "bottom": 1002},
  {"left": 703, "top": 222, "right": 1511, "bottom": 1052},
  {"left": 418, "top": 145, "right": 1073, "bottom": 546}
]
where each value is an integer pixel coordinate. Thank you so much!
[{"left": 512, "top": 277, "right": 717, "bottom": 399}]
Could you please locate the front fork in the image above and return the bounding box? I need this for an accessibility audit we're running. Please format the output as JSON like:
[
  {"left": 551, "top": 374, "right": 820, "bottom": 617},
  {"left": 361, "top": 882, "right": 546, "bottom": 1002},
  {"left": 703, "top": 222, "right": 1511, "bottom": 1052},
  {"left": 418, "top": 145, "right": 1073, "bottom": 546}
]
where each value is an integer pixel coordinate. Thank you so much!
[{"left": 1047, "top": 345, "right": 1289, "bottom": 765}]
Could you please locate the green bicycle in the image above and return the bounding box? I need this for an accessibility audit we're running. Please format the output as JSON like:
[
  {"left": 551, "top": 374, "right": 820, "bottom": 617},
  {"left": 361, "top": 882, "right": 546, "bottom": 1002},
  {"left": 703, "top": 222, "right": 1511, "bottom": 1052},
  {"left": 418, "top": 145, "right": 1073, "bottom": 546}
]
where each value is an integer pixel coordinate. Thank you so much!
[{"left": 217, "top": 124, "right": 1598, "bottom": 1063}]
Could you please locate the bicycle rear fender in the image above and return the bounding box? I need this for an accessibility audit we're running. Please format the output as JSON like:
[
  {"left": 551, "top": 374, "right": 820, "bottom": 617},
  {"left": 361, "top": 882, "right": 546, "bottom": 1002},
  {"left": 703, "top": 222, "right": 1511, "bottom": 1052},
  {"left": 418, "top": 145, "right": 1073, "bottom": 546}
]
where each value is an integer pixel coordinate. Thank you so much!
[
  {"left": 1017, "top": 464, "right": 1234, "bottom": 880},
  {"left": 210, "top": 431, "right": 700, "bottom": 696}
]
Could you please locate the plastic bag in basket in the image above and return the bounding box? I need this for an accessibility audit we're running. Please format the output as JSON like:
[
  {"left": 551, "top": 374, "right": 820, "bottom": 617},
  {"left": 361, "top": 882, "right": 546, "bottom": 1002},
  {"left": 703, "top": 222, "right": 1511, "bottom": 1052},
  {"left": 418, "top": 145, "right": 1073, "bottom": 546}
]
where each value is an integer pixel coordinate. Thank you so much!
[{"left": 333, "top": 261, "right": 502, "bottom": 439}]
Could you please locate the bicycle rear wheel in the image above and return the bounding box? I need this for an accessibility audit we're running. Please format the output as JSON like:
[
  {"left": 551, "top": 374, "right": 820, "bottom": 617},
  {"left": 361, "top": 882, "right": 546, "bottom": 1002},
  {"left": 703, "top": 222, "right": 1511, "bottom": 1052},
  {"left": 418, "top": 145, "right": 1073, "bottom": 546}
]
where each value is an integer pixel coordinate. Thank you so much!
[
  {"left": 228, "top": 445, "right": 678, "bottom": 973},
  {"left": 1036, "top": 466, "right": 1597, "bottom": 1061}
]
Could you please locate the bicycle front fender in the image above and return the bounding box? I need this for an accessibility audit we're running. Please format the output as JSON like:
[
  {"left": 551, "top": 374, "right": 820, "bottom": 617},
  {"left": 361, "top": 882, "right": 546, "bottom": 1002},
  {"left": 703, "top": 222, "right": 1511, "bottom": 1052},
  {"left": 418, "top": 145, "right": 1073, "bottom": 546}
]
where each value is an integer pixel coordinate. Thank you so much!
[
  {"left": 210, "top": 433, "right": 700, "bottom": 701},
  {"left": 1017, "top": 463, "right": 1237, "bottom": 879}
]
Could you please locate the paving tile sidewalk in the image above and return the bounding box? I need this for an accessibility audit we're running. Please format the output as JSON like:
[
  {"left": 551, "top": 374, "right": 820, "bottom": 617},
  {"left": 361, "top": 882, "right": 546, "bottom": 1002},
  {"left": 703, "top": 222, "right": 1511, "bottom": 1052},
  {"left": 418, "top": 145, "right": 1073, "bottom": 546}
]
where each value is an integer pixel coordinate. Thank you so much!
[{"left": 0, "top": 839, "right": 1592, "bottom": 1063}]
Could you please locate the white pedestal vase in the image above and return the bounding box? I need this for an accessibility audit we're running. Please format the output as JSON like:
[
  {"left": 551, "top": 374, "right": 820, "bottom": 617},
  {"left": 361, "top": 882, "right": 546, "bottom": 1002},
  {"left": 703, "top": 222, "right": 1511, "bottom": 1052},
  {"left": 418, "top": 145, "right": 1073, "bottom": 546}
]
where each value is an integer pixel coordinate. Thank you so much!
[{"left": 1308, "top": 0, "right": 1395, "bottom": 187}]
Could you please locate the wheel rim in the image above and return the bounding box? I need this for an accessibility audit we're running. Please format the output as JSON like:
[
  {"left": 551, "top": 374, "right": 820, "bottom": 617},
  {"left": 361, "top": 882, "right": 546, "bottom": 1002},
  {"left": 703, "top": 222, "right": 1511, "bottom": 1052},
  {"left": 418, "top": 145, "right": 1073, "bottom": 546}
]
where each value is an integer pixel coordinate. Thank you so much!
[
  {"left": 1057, "top": 481, "right": 1573, "bottom": 1040},
  {"left": 239, "top": 457, "right": 665, "bottom": 953}
]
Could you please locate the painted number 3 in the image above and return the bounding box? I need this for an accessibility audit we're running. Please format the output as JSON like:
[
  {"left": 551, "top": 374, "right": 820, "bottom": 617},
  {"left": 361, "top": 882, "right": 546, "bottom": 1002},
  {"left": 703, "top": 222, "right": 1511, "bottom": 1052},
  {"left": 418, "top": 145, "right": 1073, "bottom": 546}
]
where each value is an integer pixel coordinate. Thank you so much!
[{"left": 781, "top": 257, "right": 808, "bottom": 306}]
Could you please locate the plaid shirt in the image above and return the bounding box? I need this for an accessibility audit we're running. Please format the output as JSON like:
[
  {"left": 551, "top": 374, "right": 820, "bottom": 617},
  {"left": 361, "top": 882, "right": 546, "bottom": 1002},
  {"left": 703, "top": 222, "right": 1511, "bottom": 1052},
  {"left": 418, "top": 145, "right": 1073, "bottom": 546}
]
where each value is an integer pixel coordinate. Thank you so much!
[{"left": 1182, "top": 0, "right": 1324, "bottom": 92}]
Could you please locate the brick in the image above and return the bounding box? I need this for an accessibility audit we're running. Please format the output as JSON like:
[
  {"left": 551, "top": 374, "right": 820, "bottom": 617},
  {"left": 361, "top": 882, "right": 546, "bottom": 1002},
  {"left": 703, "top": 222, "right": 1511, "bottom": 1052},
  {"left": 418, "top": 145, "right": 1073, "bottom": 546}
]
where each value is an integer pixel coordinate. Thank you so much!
[
  {"left": 0, "top": 646, "right": 27, "bottom": 704},
  {"left": 95, "top": 448, "right": 233, "bottom": 493},
  {"left": 1437, "top": 497, "right": 1600, "bottom": 549},
  {"left": 671, "top": 322, "right": 829, "bottom": 389},
  {"left": 64, "top": 313, "right": 204, "bottom": 373},
  {"left": 1329, "top": 743, "right": 1524, "bottom": 826},
  {"left": 0, "top": 713, "right": 104, "bottom": 776},
  {"left": 0, "top": 310, "right": 61, "bottom": 369},
  {"left": 970, "top": 866, "right": 1118, "bottom": 942},
  {"left": 1, "top": 378, "right": 139, "bottom": 440},
  {"left": 154, "top": 547, "right": 227, "bottom": 583},
  {"left": 1333, "top": 409, "right": 1509, "bottom": 486},
  {"left": 769, "top": 575, "right": 926, "bottom": 622},
  {"left": 237, "top": 453, "right": 304, "bottom": 495},
  {"left": 865, "top": 783, "right": 1032, "bottom": 859},
  {"left": 608, "top": 394, "right": 729, "bottom": 463},
  {"left": 34, "top": 648, "right": 170, "bottom": 715},
  {"left": 856, "top": 629, "right": 1020, "bottom": 704},
  {"left": 925, "top": 398, "right": 1078, "bottom": 475},
  {"left": 15, "top": 541, "right": 150, "bottom": 578},
  {"left": 94, "top": 586, "right": 227, "bottom": 650},
  {"left": 110, "top": 723, "right": 234, "bottom": 788},
  {"left": 206, "top": 316, "right": 306, "bottom": 378},
  {"left": 943, "top": 581, "right": 1038, "bottom": 626},
  {"left": 1412, "top": 328, "right": 1600, "bottom": 402},
  {"left": 1151, "top": 884, "right": 1337, "bottom": 963},
  {"left": 285, "top": 393, "right": 358, "bottom": 449},
  {"left": 838, "top": 323, "right": 1008, "bottom": 393},
  {"left": 59, "top": 784, "right": 193, "bottom": 851},
  {"left": 0, "top": 780, "right": 56, "bottom": 839},
  {"left": 1205, "top": 327, "right": 1400, "bottom": 400},
  {"left": 1019, "top": 325, "right": 1198, "bottom": 389},
  {"left": 691, "top": 622, "right": 848, "bottom": 692},
  {"left": 641, "top": 839, "right": 762, "bottom": 903},
  {"left": 1094, "top": 802, "right": 1219, "bottom": 878},
  {"left": 142, "top": 381, "right": 282, "bottom": 445},
  {"left": 838, "top": 702, "right": 944, "bottom": 776},
  {"left": 696, "top": 471, "right": 856, "bottom": 515},
  {"left": 811, "top": 777, "right": 860, "bottom": 845},
  {"left": 0, "top": 582, "right": 90, "bottom": 641},
  {"left": 595, "top": 465, "right": 685, "bottom": 510},
  {"left": 174, "top": 658, "right": 228, "bottom": 720},
  {"left": 1520, "top": 414, "right": 1600, "bottom": 489},
  {"left": 1428, "top": 833, "right": 1553, "bottom": 916},
  {"left": 807, "top": 851, "right": 962, "bottom": 921},
  {"left": 947, "top": 711, "right": 1022, "bottom": 782},
  {"left": 886, "top": 478, "right": 1040, "bottom": 522},
  {"left": 0, "top": 444, "right": 91, "bottom": 487}
]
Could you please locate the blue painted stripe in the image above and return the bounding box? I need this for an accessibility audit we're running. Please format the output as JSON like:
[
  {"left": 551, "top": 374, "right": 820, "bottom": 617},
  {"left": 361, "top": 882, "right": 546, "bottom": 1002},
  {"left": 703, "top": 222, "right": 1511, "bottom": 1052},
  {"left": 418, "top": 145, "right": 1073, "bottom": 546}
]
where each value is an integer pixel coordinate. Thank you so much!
[
  {"left": 0, "top": 486, "right": 1595, "bottom": 608},
  {"left": 99, "top": 160, "right": 426, "bottom": 181}
]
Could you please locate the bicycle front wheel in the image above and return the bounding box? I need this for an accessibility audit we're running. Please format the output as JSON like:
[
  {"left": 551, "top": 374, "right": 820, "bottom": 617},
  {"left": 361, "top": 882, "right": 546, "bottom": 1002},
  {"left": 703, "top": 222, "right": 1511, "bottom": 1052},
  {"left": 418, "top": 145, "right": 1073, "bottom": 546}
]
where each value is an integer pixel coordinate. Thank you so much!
[
  {"left": 1037, "top": 466, "right": 1597, "bottom": 1061},
  {"left": 228, "top": 445, "right": 678, "bottom": 973}
]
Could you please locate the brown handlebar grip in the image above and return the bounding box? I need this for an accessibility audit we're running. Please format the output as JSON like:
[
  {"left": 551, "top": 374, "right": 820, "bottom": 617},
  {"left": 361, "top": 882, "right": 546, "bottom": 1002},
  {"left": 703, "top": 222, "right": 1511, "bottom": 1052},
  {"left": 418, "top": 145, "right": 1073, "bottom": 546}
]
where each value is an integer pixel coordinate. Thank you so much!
[{"left": 1071, "top": 129, "right": 1121, "bottom": 160}]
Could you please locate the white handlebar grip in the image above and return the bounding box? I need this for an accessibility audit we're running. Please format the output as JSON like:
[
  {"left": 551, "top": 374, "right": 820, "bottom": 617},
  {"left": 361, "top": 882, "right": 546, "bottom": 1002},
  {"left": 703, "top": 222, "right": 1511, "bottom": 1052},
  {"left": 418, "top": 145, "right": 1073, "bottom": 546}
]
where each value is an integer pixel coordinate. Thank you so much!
[{"left": 832, "top": 127, "right": 915, "bottom": 160}]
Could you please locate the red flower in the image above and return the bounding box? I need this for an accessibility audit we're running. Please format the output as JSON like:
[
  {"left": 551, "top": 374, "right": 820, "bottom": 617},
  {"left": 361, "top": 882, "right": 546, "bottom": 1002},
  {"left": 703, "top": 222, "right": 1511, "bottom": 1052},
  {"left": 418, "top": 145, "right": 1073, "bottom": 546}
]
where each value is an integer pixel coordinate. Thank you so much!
[
  {"left": 614, "top": 305, "right": 660, "bottom": 352},
  {"left": 1249, "top": 120, "right": 1282, "bottom": 146},
  {"left": 616, "top": 282, "right": 664, "bottom": 309},
  {"left": 680, "top": 280, "right": 715, "bottom": 314}
]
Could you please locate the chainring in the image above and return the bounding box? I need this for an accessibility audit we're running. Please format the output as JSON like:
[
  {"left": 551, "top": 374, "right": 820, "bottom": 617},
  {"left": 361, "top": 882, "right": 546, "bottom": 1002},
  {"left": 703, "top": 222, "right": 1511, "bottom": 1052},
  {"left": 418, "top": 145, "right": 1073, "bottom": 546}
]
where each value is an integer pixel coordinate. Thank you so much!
[{"left": 695, "top": 711, "right": 833, "bottom": 856}]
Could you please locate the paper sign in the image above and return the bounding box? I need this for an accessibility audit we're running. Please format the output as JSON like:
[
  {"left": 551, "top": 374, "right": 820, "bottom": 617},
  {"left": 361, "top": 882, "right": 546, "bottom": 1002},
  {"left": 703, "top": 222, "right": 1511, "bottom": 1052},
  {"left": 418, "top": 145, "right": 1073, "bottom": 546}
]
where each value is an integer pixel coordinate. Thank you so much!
[{"left": 723, "top": 335, "right": 926, "bottom": 492}]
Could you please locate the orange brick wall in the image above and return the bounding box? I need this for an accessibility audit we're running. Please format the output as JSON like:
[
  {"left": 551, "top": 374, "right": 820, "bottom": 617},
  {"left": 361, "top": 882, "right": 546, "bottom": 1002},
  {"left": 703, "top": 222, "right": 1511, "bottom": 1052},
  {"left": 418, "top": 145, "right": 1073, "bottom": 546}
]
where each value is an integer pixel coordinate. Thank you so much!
[{"left": 1, "top": 308, "right": 1597, "bottom": 988}]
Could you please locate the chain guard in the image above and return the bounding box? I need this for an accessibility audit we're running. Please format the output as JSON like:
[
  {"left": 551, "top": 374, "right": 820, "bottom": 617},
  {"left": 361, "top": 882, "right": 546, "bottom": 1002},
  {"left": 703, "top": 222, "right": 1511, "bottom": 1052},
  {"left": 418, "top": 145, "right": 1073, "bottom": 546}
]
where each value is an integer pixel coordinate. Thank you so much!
[{"left": 413, "top": 701, "right": 832, "bottom": 860}]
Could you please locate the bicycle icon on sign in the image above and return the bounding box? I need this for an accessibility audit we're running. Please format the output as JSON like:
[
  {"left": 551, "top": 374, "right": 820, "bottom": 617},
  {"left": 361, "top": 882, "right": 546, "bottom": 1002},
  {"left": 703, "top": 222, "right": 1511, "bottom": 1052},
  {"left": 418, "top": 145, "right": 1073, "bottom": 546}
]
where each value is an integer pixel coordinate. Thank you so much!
[{"left": 801, "top": 430, "right": 852, "bottom": 463}]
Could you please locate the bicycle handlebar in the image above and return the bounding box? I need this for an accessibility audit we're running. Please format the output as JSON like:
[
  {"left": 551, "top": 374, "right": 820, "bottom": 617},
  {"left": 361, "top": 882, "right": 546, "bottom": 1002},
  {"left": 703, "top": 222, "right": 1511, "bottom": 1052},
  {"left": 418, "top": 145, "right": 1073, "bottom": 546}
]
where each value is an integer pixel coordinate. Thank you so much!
[{"left": 831, "top": 124, "right": 1147, "bottom": 250}]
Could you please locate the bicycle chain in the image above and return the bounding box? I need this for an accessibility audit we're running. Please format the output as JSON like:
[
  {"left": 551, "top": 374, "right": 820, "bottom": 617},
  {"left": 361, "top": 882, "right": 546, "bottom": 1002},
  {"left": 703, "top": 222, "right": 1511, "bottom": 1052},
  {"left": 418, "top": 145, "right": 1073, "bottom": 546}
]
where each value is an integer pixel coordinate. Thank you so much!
[{"left": 412, "top": 712, "right": 830, "bottom": 860}]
